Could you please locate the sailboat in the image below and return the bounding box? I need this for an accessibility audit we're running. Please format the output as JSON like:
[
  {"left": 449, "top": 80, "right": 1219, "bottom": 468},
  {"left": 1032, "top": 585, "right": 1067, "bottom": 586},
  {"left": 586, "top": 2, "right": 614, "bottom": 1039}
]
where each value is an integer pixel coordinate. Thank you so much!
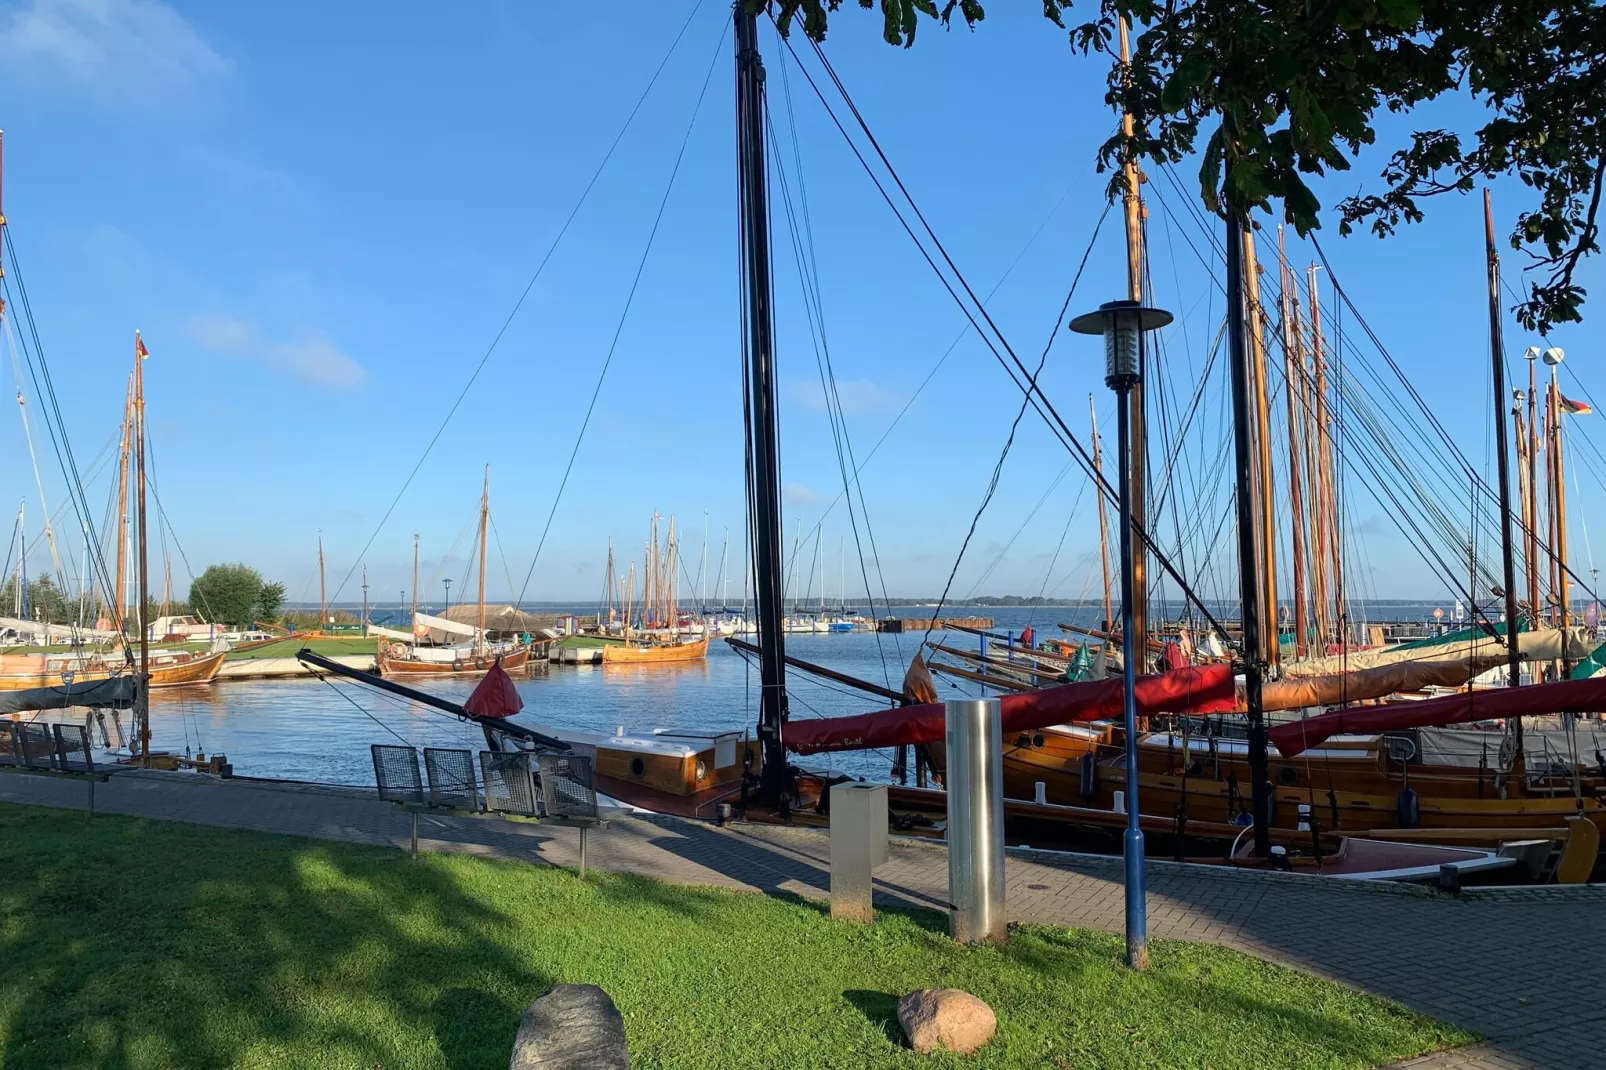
[
  {"left": 1, "top": 333, "right": 224, "bottom": 692},
  {"left": 376, "top": 466, "right": 531, "bottom": 676},
  {"left": 602, "top": 513, "right": 709, "bottom": 665}
]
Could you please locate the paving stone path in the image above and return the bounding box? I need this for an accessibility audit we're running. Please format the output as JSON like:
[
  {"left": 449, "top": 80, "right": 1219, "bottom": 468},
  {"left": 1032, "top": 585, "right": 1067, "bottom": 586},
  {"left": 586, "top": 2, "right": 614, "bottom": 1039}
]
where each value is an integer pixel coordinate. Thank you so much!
[{"left": 3, "top": 768, "right": 1599, "bottom": 1069}]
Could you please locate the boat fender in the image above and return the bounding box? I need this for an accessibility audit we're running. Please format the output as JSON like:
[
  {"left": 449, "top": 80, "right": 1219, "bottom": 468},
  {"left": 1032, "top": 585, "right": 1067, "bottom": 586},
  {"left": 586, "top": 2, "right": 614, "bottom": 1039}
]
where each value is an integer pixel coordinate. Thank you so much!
[
  {"left": 1397, "top": 786, "right": 1421, "bottom": 829},
  {"left": 1078, "top": 752, "right": 1096, "bottom": 799}
]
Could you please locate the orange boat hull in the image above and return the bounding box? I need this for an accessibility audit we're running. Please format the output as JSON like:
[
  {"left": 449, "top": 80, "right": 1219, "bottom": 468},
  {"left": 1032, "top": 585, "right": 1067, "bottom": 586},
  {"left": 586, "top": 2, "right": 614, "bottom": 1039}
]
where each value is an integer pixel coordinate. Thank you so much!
[{"left": 601, "top": 637, "right": 709, "bottom": 665}]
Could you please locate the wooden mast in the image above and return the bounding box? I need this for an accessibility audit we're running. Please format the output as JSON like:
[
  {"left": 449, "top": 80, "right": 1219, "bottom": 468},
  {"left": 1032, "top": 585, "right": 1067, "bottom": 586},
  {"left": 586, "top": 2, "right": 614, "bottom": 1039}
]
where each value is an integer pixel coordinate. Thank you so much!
[
  {"left": 476, "top": 464, "right": 489, "bottom": 655},
  {"left": 411, "top": 533, "right": 419, "bottom": 642},
  {"left": 1550, "top": 371, "right": 1570, "bottom": 654},
  {"left": 1525, "top": 355, "right": 1542, "bottom": 628},
  {"left": 1277, "top": 228, "right": 1309, "bottom": 657},
  {"left": 1308, "top": 263, "right": 1341, "bottom": 643},
  {"left": 1090, "top": 394, "right": 1114, "bottom": 631},
  {"left": 1546, "top": 379, "right": 1560, "bottom": 628},
  {"left": 317, "top": 534, "right": 327, "bottom": 632},
  {"left": 134, "top": 331, "right": 150, "bottom": 766},
  {"left": 1294, "top": 277, "right": 1327, "bottom": 648},
  {"left": 113, "top": 376, "right": 133, "bottom": 631},
  {"left": 1243, "top": 229, "right": 1278, "bottom": 665},
  {"left": 1482, "top": 189, "right": 1523, "bottom": 700},
  {"left": 1117, "top": 16, "right": 1151, "bottom": 670}
]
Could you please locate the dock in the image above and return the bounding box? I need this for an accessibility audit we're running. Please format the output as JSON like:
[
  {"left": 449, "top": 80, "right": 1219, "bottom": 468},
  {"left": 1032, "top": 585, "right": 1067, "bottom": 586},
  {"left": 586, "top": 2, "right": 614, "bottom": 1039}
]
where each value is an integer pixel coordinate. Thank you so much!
[
  {"left": 876, "top": 616, "right": 994, "bottom": 633},
  {"left": 550, "top": 645, "right": 604, "bottom": 665}
]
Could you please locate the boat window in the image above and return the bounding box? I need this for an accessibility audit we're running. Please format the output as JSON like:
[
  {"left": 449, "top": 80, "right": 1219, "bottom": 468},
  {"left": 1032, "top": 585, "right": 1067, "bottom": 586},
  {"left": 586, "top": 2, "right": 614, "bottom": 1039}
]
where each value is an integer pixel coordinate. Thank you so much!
[{"left": 630, "top": 757, "right": 646, "bottom": 777}]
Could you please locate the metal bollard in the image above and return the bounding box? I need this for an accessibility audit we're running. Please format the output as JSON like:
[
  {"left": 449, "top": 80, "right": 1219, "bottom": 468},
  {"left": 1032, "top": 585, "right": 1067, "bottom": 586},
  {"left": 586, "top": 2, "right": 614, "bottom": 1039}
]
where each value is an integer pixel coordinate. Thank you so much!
[
  {"left": 945, "top": 698, "right": 1006, "bottom": 944},
  {"left": 829, "top": 783, "right": 889, "bottom": 922}
]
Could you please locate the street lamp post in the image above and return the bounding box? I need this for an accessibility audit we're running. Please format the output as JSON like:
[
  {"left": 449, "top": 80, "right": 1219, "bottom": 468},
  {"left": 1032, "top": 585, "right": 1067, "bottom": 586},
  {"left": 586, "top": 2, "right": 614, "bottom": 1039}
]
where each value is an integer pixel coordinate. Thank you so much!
[
  {"left": 1069, "top": 298, "right": 1172, "bottom": 971},
  {"left": 443, "top": 578, "right": 452, "bottom": 613}
]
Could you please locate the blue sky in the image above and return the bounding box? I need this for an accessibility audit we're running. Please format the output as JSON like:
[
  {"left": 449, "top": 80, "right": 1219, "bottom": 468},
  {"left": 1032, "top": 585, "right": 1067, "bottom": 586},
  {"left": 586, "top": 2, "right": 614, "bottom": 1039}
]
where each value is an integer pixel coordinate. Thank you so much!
[{"left": 2, "top": 0, "right": 1603, "bottom": 611}]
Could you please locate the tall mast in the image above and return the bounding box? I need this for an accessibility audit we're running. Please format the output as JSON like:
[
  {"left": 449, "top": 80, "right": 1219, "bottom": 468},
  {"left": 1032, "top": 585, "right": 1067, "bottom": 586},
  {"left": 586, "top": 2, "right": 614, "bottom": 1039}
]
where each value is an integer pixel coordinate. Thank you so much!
[
  {"left": 1224, "top": 186, "right": 1272, "bottom": 857},
  {"left": 0, "top": 129, "right": 6, "bottom": 325},
  {"left": 318, "top": 534, "right": 326, "bottom": 632},
  {"left": 477, "top": 464, "right": 489, "bottom": 654},
  {"left": 113, "top": 376, "right": 133, "bottom": 631},
  {"left": 1294, "top": 283, "right": 1327, "bottom": 647},
  {"left": 1090, "top": 394, "right": 1114, "bottom": 631},
  {"left": 161, "top": 552, "right": 171, "bottom": 619},
  {"left": 1483, "top": 190, "right": 1523, "bottom": 694},
  {"left": 1243, "top": 229, "right": 1278, "bottom": 665},
  {"left": 1117, "top": 17, "right": 1150, "bottom": 669},
  {"left": 1550, "top": 369, "right": 1570, "bottom": 663},
  {"left": 1525, "top": 354, "right": 1541, "bottom": 627},
  {"left": 1278, "top": 229, "right": 1309, "bottom": 657},
  {"left": 361, "top": 564, "right": 368, "bottom": 635},
  {"left": 134, "top": 331, "right": 150, "bottom": 766},
  {"left": 411, "top": 533, "right": 420, "bottom": 640},
  {"left": 736, "top": 3, "right": 789, "bottom": 795},
  {"left": 1546, "top": 380, "right": 1560, "bottom": 627},
  {"left": 1308, "top": 264, "right": 1340, "bottom": 642}
]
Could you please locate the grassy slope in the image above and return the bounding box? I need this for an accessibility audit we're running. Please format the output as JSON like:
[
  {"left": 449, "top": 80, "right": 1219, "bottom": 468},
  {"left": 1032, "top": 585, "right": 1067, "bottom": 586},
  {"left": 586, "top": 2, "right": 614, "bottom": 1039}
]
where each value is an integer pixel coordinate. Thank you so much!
[
  {"left": 0, "top": 804, "right": 1469, "bottom": 1070},
  {"left": 225, "top": 638, "right": 377, "bottom": 660}
]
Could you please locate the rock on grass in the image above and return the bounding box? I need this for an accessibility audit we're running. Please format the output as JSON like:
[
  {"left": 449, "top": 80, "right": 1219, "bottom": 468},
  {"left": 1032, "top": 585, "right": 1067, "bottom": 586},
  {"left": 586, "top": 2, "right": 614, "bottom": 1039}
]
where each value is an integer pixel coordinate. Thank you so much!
[{"left": 897, "top": 988, "right": 997, "bottom": 1055}]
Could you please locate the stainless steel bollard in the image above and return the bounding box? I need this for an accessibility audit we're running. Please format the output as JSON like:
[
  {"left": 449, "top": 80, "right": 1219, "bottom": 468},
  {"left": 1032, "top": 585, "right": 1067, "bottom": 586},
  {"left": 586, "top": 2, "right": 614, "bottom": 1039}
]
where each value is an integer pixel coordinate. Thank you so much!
[
  {"left": 829, "top": 782, "right": 889, "bottom": 922},
  {"left": 945, "top": 698, "right": 1006, "bottom": 944}
]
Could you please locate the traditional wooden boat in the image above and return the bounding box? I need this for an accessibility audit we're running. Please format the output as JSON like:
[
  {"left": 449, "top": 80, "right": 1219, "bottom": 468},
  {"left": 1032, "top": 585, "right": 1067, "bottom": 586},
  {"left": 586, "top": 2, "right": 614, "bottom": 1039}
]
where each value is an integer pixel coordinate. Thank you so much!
[
  {"left": 601, "top": 637, "right": 708, "bottom": 665},
  {"left": 378, "top": 642, "right": 531, "bottom": 676},
  {"left": 0, "top": 648, "right": 226, "bottom": 691}
]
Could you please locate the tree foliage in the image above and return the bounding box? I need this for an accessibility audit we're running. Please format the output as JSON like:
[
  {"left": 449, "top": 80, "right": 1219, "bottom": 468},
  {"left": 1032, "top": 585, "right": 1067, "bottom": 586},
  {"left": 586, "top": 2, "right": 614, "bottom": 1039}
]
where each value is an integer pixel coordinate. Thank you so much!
[
  {"left": 766, "top": 0, "right": 1605, "bottom": 331},
  {"left": 189, "top": 564, "right": 281, "bottom": 627},
  {"left": 0, "top": 572, "right": 73, "bottom": 623}
]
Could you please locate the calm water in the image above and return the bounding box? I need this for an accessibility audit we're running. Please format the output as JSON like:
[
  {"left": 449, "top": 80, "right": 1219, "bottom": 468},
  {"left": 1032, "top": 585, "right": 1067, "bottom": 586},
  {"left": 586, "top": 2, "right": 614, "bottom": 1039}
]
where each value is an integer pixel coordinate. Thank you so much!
[{"left": 147, "top": 602, "right": 1454, "bottom": 787}]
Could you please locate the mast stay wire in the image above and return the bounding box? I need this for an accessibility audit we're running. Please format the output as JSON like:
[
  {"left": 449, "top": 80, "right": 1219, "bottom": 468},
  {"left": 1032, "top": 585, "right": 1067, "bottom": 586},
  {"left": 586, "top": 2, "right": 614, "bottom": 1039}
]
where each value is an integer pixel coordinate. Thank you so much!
[
  {"left": 0, "top": 239, "right": 131, "bottom": 664},
  {"left": 514, "top": 22, "right": 730, "bottom": 608},
  {"left": 776, "top": 30, "right": 1239, "bottom": 650},
  {"left": 919, "top": 203, "right": 1109, "bottom": 647},
  {"left": 326, "top": 0, "right": 715, "bottom": 604},
  {"left": 766, "top": 45, "right": 900, "bottom": 686}
]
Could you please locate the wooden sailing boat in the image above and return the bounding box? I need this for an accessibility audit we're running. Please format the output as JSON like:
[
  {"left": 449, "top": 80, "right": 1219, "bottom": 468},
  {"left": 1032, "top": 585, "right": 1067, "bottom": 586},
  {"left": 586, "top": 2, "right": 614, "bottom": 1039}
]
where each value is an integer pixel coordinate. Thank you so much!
[
  {"left": 377, "top": 467, "right": 530, "bottom": 676},
  {"left": 602, "top": 513, "right": 709, "bottom": 665},
  {"left": 1, "top": 332, "right": 225, "bottom": 693}
]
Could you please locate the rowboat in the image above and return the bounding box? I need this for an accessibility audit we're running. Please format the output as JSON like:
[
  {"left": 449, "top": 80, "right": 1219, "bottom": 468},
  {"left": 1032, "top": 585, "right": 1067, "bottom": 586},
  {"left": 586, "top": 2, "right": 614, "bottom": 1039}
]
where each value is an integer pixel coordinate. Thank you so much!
[{"left": 601, "top": 637, "right": 709, "bottom": 665}]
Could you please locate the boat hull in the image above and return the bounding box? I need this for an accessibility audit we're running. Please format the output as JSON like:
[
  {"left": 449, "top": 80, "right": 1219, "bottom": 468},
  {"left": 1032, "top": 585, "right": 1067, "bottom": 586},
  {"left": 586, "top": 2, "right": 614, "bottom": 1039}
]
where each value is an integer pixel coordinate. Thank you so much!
[
  {"left": 377, "top": 644, "right": 532, "bottom": 677},
  {"left": 601, "top": 637, "right": 709, "bottom": 665},
  {"left": 0, "top": 650, "right": 226, "bottom": 691}
]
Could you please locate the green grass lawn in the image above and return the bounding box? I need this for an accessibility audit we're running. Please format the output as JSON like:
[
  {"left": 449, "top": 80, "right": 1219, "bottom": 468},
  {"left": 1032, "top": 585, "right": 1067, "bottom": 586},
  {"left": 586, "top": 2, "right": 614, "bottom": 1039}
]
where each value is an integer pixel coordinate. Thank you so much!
[
  {"left": 225, "top": 637, "right": 377, "bottom": 660},
  {"left": 0, "top": 804, "right": 1470, "bottom": 1070},
  {"left": 555, "top": 634, "right": 623, "bottom": 649}
]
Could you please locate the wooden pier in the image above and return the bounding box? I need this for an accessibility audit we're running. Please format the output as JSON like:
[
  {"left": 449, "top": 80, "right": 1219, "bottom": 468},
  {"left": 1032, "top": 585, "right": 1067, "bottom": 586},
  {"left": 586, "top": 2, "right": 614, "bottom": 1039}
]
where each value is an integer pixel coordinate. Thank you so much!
[{"left": 876, "top": 616, "right": 994, "bottom": 634}]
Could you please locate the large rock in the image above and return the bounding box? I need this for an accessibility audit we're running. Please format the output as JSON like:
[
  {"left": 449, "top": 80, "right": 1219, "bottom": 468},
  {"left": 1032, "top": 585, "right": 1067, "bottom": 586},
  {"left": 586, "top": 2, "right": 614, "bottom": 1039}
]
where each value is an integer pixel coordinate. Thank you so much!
[
  {"left": 510, "top": 984, "right": 630, "bottom": 1069},
  {"left": 896, "top": 988, "right": 997, "bottom": 1055}
]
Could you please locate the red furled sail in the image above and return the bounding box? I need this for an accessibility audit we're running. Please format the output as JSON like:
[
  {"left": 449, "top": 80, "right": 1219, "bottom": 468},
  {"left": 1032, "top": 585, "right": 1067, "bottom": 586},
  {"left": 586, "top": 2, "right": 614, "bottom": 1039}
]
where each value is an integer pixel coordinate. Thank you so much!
[
  {"left": 1268, "top": 675, "right": 1606, "bottom": 757},
  {"left": 786, "top": 663, "right": 1236, "bottom": 755},
  {"left": 463, "top": 658, "right": 523, "bottom": 719}
]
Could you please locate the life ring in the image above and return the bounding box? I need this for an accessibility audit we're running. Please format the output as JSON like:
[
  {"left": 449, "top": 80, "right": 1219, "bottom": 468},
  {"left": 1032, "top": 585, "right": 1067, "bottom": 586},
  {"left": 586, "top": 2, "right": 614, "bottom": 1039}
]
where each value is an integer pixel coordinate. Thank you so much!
[
  {"left": 452, "top": 658, "right": 464, "bottom": 671},
  {"left": 387, "top": 643, "right": 408, "bottom": 659}
]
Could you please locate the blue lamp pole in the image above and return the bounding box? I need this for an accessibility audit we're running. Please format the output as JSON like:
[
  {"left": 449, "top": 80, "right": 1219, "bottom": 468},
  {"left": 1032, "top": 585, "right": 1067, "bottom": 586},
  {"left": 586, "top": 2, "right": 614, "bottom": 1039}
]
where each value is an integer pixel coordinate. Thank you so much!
[{"left": 1070, "top": 298, "right": 1172, "bottom": 971}]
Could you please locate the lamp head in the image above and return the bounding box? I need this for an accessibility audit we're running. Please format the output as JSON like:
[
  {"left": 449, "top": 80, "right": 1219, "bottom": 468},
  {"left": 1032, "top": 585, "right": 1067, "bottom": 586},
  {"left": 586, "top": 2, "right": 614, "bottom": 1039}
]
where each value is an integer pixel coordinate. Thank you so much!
[
  {"left": 1543, "top": 347, "right": 1565, "bottom": 366},
  {"left": 1068, "top": 299, "right": 1174, "bottom": 391}
]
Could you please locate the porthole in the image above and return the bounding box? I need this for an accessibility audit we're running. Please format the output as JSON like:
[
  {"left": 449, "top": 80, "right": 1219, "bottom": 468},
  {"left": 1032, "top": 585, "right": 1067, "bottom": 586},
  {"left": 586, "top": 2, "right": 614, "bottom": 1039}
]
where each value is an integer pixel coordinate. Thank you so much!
[
  {"left": 695, "top": 759, "right": 708, "bottom": 782},
  {"left": 630, "top": 756, "right": 646, "bottom": 777},
  {"left": 1277, "top": 766, "right": 1299, "bottom": 786}
]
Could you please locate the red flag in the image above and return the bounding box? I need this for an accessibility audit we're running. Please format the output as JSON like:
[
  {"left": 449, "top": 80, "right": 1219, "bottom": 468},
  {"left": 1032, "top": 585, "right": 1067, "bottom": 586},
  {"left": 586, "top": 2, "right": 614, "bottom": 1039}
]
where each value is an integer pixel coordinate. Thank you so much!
[
  {"left": 136, "top": 335, "right": 149, "bottom": 359},
  {"left": 463, "top": 658, "right": 523, "bottom": 719}
]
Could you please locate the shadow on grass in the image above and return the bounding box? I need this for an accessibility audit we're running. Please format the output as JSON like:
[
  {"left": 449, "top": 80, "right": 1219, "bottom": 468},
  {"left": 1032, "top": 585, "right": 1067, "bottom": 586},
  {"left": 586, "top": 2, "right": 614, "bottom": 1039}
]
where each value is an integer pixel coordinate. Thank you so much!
[
  {"left": 841, "top": 988, "right": 902, "bottom": 1044},
  {"left": 0, "top": 803, "right": 552, "bottom": 1069}
]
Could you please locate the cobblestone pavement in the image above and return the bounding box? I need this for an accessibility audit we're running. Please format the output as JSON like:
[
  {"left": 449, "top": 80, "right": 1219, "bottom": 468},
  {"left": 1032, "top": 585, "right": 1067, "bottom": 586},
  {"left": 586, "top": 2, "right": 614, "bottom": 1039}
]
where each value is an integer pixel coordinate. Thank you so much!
[{"left": 3, "top": 768, "right": 1599, "bottom": 1069}]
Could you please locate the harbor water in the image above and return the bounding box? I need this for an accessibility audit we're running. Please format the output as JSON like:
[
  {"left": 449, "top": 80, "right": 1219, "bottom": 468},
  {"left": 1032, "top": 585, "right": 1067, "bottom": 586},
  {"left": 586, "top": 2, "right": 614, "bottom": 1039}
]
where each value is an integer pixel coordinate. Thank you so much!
[{"left": 144, "top": 602, "right": 1492, "bottom": 787}]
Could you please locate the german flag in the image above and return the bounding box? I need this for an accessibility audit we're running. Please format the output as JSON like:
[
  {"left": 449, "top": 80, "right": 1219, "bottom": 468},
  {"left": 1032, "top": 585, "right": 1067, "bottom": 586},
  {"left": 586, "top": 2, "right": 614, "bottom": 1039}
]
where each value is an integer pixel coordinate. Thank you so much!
[
  {"left": 136, "top": 335, "right": 149, "bottom": 359},
  {"left": 1560, "top": 394, "right": 1592, "bottom": 415}
]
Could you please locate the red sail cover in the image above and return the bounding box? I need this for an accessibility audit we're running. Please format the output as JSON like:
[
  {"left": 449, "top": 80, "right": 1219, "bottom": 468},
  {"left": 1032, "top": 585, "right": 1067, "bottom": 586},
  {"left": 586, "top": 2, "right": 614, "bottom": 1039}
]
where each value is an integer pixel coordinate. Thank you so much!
[
  {"left": 1268, "top": 675, "right": 1606, "bottom": 757},
  {"left": 464, "top": 658, "right": 523, "bottom": 719},
  {"left": 786, "top": 663, "right": 1236, "bottom": 755}
]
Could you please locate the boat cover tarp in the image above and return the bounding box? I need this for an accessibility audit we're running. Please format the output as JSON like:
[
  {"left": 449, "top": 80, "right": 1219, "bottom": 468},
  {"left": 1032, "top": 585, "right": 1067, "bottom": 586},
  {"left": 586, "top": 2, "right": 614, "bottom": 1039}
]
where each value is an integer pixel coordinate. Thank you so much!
[
  {"left": 1246, "top": 656, "right": 1505, "bottom": 711},
  {"left": 1569, "top": 641, "right": 1606, "bottom": 680},
  {"left": 1282, "top": 627, "right": 1593, "bottom": 677},
  {"left": 1268, "top": 675, "right": 1606, "bottom": 757},
  {"left": 786, "top": 663, "right": 1235, "bottom": 755},
  {"left": 463, "top": 659, "right": 523, "bottom": 719},
  {"left": 0, "top": 675, "right": 136, "bottom": 714},
  {"left": 0, "top": 615, "right": 122, "bottom": 641},
  {"left": 1390, "top": 618, "right": 1524, "bottom": 652}
]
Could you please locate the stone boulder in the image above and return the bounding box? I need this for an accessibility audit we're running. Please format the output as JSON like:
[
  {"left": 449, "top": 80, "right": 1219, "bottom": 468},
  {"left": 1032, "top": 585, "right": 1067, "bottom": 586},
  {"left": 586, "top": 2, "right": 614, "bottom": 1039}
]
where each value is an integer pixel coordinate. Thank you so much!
[
  {"left": 510, "top": 984, "right": 630, "bottom": 1069},
  {"left": 896, "top": 988, "right": 997, "bottom": 1055}
]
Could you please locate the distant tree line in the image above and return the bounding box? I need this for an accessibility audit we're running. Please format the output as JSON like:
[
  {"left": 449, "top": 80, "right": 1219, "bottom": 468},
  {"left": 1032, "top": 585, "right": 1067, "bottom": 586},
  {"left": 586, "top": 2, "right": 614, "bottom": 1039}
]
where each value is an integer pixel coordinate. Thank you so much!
[{"left": 189, "top": 564, "right": 285, "bottom": 628}]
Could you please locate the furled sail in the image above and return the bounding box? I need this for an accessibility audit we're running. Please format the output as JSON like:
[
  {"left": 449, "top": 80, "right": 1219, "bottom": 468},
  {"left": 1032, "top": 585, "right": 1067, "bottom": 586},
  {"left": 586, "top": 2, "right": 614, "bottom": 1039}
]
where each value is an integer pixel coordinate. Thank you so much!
[
  {"left": 1281, "top": 627, "right": 1593, "bottom": 677},
  {"left": 1248, "top": 656, "right": 1505, "bottom": 711},
  {"left": 785, "top": 664, "right": 1235, "bottom": 755},
  {"left": 1267, "top": 675, "right": 1606, "bottom": 757}
]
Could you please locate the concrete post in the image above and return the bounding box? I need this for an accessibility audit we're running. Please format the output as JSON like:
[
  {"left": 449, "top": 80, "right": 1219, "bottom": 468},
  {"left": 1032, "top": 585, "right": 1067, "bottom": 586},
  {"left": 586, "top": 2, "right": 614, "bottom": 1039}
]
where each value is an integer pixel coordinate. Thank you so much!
[
  {"left": 945, "top": 698, "right": 1006, "bottom": 944},
  {"left": 829, "top": 782, "right": 889, "bottom": 922}
]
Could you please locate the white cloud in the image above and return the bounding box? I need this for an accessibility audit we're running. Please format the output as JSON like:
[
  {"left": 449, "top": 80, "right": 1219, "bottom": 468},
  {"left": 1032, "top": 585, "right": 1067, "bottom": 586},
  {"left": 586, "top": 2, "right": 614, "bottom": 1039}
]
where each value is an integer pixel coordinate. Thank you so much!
[
  {"left": 0, "top": 0, "right": 230, "bottom": 100},
  {"left": 787, "top": 377, "right": 898, "bottom": 414},
  {"left": 784, "top": 482, "right": 822, "bottom": 506},
  {"left": 187, "top": 316, "right": 367, "bottom": 391}
]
